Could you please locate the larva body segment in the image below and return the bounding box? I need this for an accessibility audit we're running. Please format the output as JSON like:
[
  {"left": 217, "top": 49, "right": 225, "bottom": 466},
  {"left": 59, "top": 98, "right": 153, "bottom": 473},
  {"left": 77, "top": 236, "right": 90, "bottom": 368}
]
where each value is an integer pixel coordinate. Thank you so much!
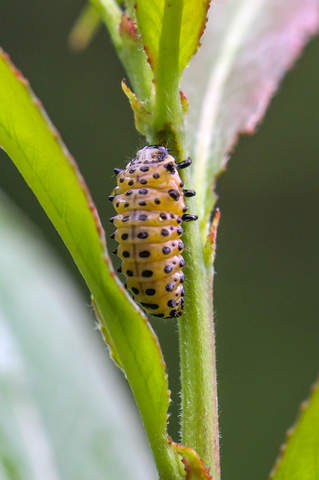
[{"left": 110, "top": 145, "right": 197, "bottom": 319}]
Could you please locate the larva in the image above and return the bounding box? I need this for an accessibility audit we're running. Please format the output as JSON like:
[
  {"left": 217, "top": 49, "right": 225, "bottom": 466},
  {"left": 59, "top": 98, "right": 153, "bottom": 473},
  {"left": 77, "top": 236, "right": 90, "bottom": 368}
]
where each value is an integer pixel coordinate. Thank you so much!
[{"left": 109, "top": 145, "right": 197, "bottom": 318}]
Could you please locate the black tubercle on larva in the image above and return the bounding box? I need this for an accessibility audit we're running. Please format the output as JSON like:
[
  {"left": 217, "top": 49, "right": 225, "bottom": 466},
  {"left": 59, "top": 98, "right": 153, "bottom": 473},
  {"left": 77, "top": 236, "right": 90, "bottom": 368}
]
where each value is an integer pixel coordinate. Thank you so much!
[
  {"left": 114, "top": 168, "right": 122, "bottom": 175},
  {"left": 109, "top": 216, "right": 115, "bottom": 223},
  {"left": 183, "top": 189, "right": 196, "bottom": 197},
  {"left": 108, "top": 195, "right": 115, "bottom": 202},
  {"left": 182, "top": 214, "right": 198, "bottom": 222},
  {"left": 112, "top": 248, "right": 118, "bottom": 255},
  {"left": 176, "top": 158, "right": 192, "bottom": 169}
]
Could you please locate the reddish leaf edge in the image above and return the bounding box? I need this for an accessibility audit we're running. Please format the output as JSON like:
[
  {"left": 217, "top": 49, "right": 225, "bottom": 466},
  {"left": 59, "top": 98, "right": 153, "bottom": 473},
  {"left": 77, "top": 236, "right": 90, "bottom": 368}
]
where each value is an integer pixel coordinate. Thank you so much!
[
  {"left": 269, "top": 375, "right": 319, "bottom": 479},
  {"left": 215, "top": 22, "right": 319, "bottom": 184},
  {"left": 0, "top": 48, "right": 145, "bottom": 318},
  {"left": 0, "top": 49, "right": 107, "bottom": 263},
  {"left": 170, "top": 440, "right": 212, "bottom": 480}
]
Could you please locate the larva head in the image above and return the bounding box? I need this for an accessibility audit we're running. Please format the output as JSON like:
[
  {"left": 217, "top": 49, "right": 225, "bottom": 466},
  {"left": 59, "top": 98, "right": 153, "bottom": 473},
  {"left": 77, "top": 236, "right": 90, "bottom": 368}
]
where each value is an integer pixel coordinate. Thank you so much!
[{"left": 129, "top": 145, "right": 171, "bottom": 166}]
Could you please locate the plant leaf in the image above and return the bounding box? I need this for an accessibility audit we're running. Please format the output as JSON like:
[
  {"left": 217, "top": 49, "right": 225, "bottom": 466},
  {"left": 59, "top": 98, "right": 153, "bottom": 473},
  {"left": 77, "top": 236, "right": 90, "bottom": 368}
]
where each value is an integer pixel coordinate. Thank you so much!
[
  {"left": 0, "top": 50, "right": 181, "bottom": 479},
  {"left": 0, "top": 192, "right": 156, "bottom": 480},
  {"left": 181, "top": 0, "right": 319, "bottom": 240},
  {"left": 135, "top": 0, "right": 210, "bottom": 75},
  {"left": 270, "top": 378, "right": 319, "bottom": 480}
]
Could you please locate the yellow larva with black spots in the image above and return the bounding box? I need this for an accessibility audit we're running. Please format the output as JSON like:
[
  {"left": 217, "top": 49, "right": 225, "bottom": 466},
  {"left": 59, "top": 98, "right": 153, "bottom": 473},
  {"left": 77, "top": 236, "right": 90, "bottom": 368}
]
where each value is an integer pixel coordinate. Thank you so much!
[{"left": 109, "top": 145, "right": 197, "bottom": 319}]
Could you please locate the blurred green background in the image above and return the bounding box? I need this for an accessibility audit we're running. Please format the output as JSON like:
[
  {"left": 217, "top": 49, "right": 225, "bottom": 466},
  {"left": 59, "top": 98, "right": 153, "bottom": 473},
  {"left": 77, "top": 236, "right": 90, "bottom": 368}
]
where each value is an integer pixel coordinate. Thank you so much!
[{"left": 1, "top": 1, "right": 319, "bottom": 479}]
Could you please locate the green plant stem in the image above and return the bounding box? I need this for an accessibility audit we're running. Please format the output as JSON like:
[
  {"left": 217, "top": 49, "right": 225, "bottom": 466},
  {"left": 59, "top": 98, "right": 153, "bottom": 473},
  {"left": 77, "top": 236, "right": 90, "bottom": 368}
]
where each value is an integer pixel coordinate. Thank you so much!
[
  {"left": 89, "top": 0, "right": 153, "bottom": 102},
  {"left": 178, "top": 166, "right": 220, "bottom": 479},
  {"left": 154, "top": 0, "right": 184, "bottom": 131}
]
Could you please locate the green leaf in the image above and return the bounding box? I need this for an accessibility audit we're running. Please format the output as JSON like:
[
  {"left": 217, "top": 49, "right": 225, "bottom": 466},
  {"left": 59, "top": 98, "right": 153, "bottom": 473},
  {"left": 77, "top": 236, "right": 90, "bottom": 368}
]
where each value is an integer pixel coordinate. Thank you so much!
[
  {"left": 181, "top": 0, "right": 319, "bottom": 241},
  {"left": 0, "top": 50, "right": 181, "bottom": 479},
  {"left": 135, "top": 0, "right": 210, "bottom": 134},
  {"left": 270, "top": 379, "right": 319, "bottom": 480},
  {"left": 0, "top": 193, "right": 156, "bottom": 480},
  {"left": 135, "top": 0, "right": 210, "bottom": 75}
]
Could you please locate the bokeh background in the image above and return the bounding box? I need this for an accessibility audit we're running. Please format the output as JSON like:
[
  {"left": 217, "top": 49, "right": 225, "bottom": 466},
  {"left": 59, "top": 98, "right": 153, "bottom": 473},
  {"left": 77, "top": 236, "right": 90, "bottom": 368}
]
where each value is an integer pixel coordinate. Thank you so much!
[{"left": 1, "top": 1, "right": 319, "bottom": 479}]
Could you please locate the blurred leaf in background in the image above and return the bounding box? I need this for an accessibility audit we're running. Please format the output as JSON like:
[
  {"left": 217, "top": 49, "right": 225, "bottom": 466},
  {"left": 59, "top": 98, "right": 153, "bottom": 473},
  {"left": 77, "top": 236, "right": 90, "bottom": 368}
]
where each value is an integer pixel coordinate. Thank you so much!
[{"left": 0, "top": 192, "right": 156, "bottom": 480}]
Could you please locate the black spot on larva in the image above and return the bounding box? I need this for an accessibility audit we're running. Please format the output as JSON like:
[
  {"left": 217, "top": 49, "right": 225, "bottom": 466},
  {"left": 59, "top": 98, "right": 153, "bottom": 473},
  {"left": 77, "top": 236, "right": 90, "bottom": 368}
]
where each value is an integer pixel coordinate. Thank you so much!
[
  {"left": 167, "top": 299, "right": 175, "bottom": 308},
  {"left": 168, "top": 189, "right": 180, "bottom": 201},
  {"left": 117, "top": 265, "right": 122, "bottom": 273},
  {"left": 139, "top": 201, "right": 147, "bottom": 206},
  {"left": 121, "top": 233, "right": 128, "bottom": 240},
  {"left": 137, "top": 232, "right": 148, "bottom": 239},
  {"left": 128, "top": 180, "right": 134, "bottom": 186},
  {"left": 174, "top": 277, "right": 177, "bottom": 282},
  {"left": 153, "top": 313, "right": 165, "bottom": 318},
  {"left": 129, "top": 169, "right": 135, "bottom": 174},
  {"left": 183, "top": 206, "right": 188, "bottom": 213},
  {"left": 126, "top": 190, "right": 133, "bottom": 196},
  {"left": 178, "top": 241, "right": 184, "bottom": 251},
  {"left": 179, "top": 258, "right": 186, "bottom": 267},
  {"left": 139, "top": 251, "right": 150, "bottom": 258},
  {"left": 180, "top": 274, "right": 185, "bottom": 283},
  {"left": 124, "top": 203, "right": 129, "bottom": 208},
  {"left": 139, "top": 188, "right": 148, "bottom": 195},
  {"left": 176, "top": 311, "right": 182, "bottom": 317},
  {"left": 164, "top": 265, "right": 172, "bottom": 274},
  {"left": 124, "top": 283, "right": 127, "bottom": 289},
  {"left": 164, "top": 161, "right": 175, "bottom": 172},
  {"left": 132, "top": 287, "right": 139, "bottom": 295},
  {"left": 120, "top": 177, "right": 125, "bottom": 183},
  {"left": 142, "top": 270, "right": 153, "bottom": 278},
  {"left": 166, "top": 283, "right": 174, "bottom": 292},
  {"left": 138, "top": 214, "right": 148, "bottom": 221},
  {"left": 180, "top": 180, "right": 184, "bottom": 187},
  {"left": 162, "top": 246, "right": 171, "bottom": 255},
  {"left": 181, "top": 287, "right": 185, "bottom": 296},
  {"left": 153, "top": 173, "right": 160, "bottom": 179},
  {"left": 140, "top": 179, "right": 147, "bottom": 185},
  {"left": 173, "top": 261, "right": 176, "bottom": 265},
  {"left": 170, "top": 213, "right": 175, "bottom": 219},
  {"left": 126, "top": 269, "right": 134, "bottom": 277},
  {"left": 161, "top": 229, "right": 169, "bottom": 236},
  {"left": 140, "top": 166, "right": 149, "bottom": 172},
  {"left": 154, "top": 198, "right": 161, "bottom": 205},
  {"left": 177, "top": 226, "right": 184, "bottom": 235},
  {"left": 169, "top": 226, "right": 174, "bottom": 231},
  {"left": 116, "top": 202, "right": 120, "bottom": 208},
  {"left": 172, "top": 242, "right": 176, "bottom": 247},
  {"left": 177, "top": 216, "right": 182, "bottom": 224},
  {"left": 170, "top": 309, "right": 178, "bottom": 317},
  {"left": 146, "top": 289, "right": 156, "bottom": 296},
  {"left": 122, "top": 216, "right": 130, "bottom": 222},
  {"left": 140, "top": 302, "right": 159, "bottom": 310},
  {"left": 122, "top": 251, "right": 130, "bottom": 258},
  {"left": 160, "top": 213, "right": 167, "bottom": 220}
]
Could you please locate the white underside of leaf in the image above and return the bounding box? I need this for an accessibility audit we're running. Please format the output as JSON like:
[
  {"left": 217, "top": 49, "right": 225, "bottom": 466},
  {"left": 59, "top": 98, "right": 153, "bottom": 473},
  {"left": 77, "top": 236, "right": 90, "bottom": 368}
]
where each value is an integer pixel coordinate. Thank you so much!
[
  {"left": 0, "top": 314, "right": 62, "bottom": 480},
  {"left": 194, "top": 0, "right": 266, "bottom": 219}
]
